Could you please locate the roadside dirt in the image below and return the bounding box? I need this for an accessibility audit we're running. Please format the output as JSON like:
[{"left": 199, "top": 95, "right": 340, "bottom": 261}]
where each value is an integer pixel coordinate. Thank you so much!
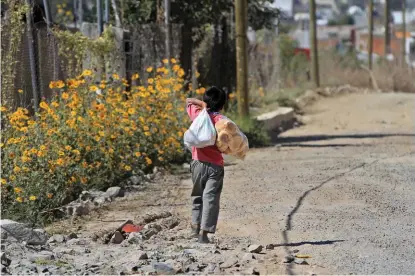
[{"left": 43, "top": 92, "right": 415, "bottom": 275}]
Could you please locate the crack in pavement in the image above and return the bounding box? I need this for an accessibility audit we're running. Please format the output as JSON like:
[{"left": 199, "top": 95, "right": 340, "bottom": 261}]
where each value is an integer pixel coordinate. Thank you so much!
[{"left": 280, "top": 151, "right": 414, "bottom": 274}]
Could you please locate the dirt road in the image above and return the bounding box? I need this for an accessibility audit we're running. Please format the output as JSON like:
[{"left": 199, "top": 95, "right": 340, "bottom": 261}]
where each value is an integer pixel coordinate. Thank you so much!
[
  {"left": 215, "top": 92, "right": 415, "bottom": 274},
  {"left": 33, "top": 92, "right": 414, "bottom": 275}
]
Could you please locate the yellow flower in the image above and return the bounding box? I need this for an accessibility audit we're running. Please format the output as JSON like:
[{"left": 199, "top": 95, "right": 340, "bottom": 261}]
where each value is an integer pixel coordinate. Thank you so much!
[
  {"left": 47, "top": 193, "right": 53, "bottom": 199},
  {"left": 80, "top": 177, "right": 87, "bottom": 184},
  {"left": 178, "top": 69, "right": 185, "bottom": 77},
  {"left": 89, "top": 85, "right": 98, "bottom": 92},
  {"left": 82, "top": 69, "right": 93, "bottom": 76},
  {"left": 10, "top": 175, "right": 16, "bottom": 181},
  {"left": 162, "top": 59, "right": 169, "bottom": 64},
  {"left": 146, "top": 67, "right": 153, "bottom": 73},
  {"left": 39, "top": 102, "right": 49, "bottom": 109},
  {"left": 99, "top": 84, "right": 106, "bottom": 89},
  {"left": 158, "top": 157, "right": 164, "bottom": 161},
  {"left": 135, "top": 152, "right": 141, "bottom": 157},
  {"left": 58, "top": 8, "right": 64, "bottom": 14},
  {"left": 16, "top": 197, "right": 23, "bottom": 203},
  {"left": 1, "top": 179, "right": 6, "bottom": 185},
  {"left": 144, "top": 131, "right": 151, "bottom": 136},
  {"left": 65, "top": 145, "right": 72, "bottom": 151},
  {"left": 170, "top": 58, "right": 177, "bottom": 64},
  {"left": 143, "top": 126, "right": 150, "bottom": 131},
  {"left": 128, "top": 108, "right": 136, "bottom": 115},
  {"left": 72, "top": 149, "right": 80, "bottom": 155},
  {"left": 14, "top": 187, "right": 23, "bottom": 193},
  {"left": 65, "top": 10, "right": 72, "bottom": 16},
  {"left": 49, "top": 80, "right": 65, "bottom": 89},
  {"left": 56, "top": 158, "right": 64, "bottom": 166},
  {"left": 18, "top": 89, "right": 23, "bottom": 94},
  {"left": 58, "top": 151, "right": 65, "bottom": 156},
  {"left": 132, "top": 73, "right": 140, "bottom": 80},
  {"left": 0, "top": 143, "right": 4, "bottom": 148},
  {"left": 51, "top": 101, "right": 59, "bottom": 107},
  {"left": 124, "top": 165, "right": 132, "bottom": 171},
  {"left": 29, "top": 195, "right": 37, "bottom": 201},
  {"left": 148, "top": 78, "right": 154, "bottom": 84},
  {"left": 61, "top": 92, "right": 69, "bottom": 100},
  {"left": 146, "top": 157, "right": 152, "bottom": 165},
  {"left": 70, "top": 176, "right": 76, "bottom": 182},
  {"left": 40, "top": 145, "right": 46, "bottom": 151},
  {"left": 99, "top": 131, "right": 105, "bottom": 137},
  {"left": 172, "top": 64, "right": 180, "bottom": 72},
  {"left": 0, "top": 106, "right": 6, "bottom": 112},
  {"left": 13, "top": 166, "right": 21, "bottom": 173},
  {"left": 112, "top": 73, "right": 120, "bottom": 80},
  {"left": 229, "top": 93, "right": 235, "bottom": 99}
]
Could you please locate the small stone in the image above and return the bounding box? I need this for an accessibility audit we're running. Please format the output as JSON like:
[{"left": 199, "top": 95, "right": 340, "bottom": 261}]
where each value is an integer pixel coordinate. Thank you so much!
[
  {"left": 29, "top": 251, "right": 54, "bottom": 262},
  {"left": 292, "top": 249, "right": 299, "bottom": 254},
  {"left": 284, "top": 255, "right": 295, "bottom": 263},
  {"left": 85, "top": 248, "right": 91, "bottom": 254},
  {"left": 294, "top": 259, "right": 309, "bottom": 265},
  {"left": 137, "top": 251, "right": 148, "bottom": 260},
  {"left": 265, "top": 244, "right": 274, "bottom": 250},
  {"left": 72, "top": 204, "right": 90, "bottom": 216},
  {"left": 141, "top": 229, "right": 157, "bottom": 240},
  {"left": 248, "top": 245, "right": 263, "bottom": 254},
  {"left": 48, "top": 234, "right": 65, "bottom": 243},
  {"left": 104, "top": 186, "right": 124, "bottom": 199},
  {"left": 153, "top": 261, "right": 181, "bottom": 275},
  {"left": 67, "top": 233, "right": 78, "bottom": 240},
  {"left": 129, "top": 175, "right": 142, "bottom": 185},
  {"left": 127, "top": 232, "right": 143, "bottom": 244},
  {"left": 245, "top": 267, "right": 260, "bottom": 275},
  {"left": 1, "top": 231, "right": 8, "bottom": 240},
  {"left": 66, "top": 238, "right": 88, "bottom": 246},
  {"left": 242, "top": 253, "right": 256, "bottom": 262},
  {"left": 204, "top": 263, "right": 217, "bottom": 274},
  {"left": 1, "top": 252, "right": 11, "bottom": 267},
  {"left": 110, "top": 231, "right": 124, "bottom": 244},
  {"left": 220, "top": 258, "right": 238, "bottom": 269}
]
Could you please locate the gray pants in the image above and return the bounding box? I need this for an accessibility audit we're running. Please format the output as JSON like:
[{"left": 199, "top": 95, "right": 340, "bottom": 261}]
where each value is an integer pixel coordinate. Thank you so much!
[{"left": 190, "top": 160, "right": 224, "bottom": 233}]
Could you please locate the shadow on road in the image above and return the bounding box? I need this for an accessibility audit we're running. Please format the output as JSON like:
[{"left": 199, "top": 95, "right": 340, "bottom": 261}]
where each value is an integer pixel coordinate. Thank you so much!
[
  {"left": 275, "top": 239, "right": 345, "bottom": 247},
  {"left": 280, "top": 143, "right": 372, "bottom": 148},
  {"left": 280, "top": 161, "right": 374, "bottom": 275},
  {"left": 274, "top": 133, "right": 415, "bottom": 144}
]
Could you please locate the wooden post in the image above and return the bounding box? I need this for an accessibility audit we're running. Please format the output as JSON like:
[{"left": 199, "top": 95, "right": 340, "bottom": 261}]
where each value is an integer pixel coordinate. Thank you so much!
[
  {"left": 235, "top": 0, "right": 249, "bottom": 117},
  {"left": 25, "top": 0, "right": 40, "bottom": 111},
  {"left": 309, "top": 0, "right": 320, "bottom": 87},
  {"left": 384, "top": 0, "right": 390, "bottom": 56},
  {"left": 401, "top": 0, "right": 406, "bottom": 66},
  {"left": 368, "top": 0, "right": 374, "bottom": 70}
]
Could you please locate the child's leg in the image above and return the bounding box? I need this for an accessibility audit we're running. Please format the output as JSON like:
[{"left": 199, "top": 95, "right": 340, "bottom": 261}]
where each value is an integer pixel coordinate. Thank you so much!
[
  {"left": 190, "top": 161, "right": 208, "bottom": 229},
  {"left": 201, "top": 165, "right": 224, "bottom": 233}
]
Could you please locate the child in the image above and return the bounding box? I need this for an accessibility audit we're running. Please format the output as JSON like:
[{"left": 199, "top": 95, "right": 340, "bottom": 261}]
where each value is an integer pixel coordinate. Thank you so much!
[{"left": 186, "top": 86, "right": 226, "bottom": 243}]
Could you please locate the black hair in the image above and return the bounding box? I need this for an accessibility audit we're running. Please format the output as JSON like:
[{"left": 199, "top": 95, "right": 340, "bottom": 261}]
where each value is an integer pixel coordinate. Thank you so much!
[{"left": 203, "top": 86, "right": 226, "bottom": 112}]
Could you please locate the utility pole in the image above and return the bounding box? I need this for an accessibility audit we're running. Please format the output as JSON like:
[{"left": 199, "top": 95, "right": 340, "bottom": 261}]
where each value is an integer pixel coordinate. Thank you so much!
[
  {"left": 235, "top": 0, "right": 249, "bottom": 117},
  {"left": 368, "top": 0, "right": 374, "bottom": 70},
  {"left": 97, "top": 0, "right": 103, "bottom": 35},
  {"left": 401, "top": 0, "right": 406, "bottom": 66},
  {"left": 164, "top": 0, "right": 172, "bottom": 59},
  {"left": 384, "top": 0, "right": 390, "bottom": 56},
  {"left": 309, "top": 0, "right": 320, "bottom": 87}
]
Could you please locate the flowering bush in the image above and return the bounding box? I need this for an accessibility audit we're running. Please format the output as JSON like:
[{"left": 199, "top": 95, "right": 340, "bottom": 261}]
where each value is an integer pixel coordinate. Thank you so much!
[{"left": 1, "top": 59, "right": 189, "bottom": 223}]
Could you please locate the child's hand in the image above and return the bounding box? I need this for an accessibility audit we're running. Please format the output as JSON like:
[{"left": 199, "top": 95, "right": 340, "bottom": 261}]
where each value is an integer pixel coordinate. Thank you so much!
[{"left": 186, "top": 98, "right": 207, "bottom": 109}]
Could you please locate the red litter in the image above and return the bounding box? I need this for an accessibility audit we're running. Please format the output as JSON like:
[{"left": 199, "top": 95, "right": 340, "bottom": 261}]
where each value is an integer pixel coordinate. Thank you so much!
[{"left": 122, "top": 224, "right": 144, "bottom": 233}]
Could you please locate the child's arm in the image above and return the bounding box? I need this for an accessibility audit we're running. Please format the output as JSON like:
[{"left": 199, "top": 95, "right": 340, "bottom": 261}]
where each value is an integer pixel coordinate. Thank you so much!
[
  {"left": 186, "top": 98, "right": 207, "bottom": 109},
  {"left": 186, "top": 98, "right": 207, "bottom": 121}
]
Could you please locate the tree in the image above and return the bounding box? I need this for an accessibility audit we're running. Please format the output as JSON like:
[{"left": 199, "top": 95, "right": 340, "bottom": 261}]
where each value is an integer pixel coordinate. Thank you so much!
[
  {"left": 309, "top": 0, "right": 319, "bottom": 87},
  {"left": 384, "top": 0, "right": 390, "bottom": 55}
]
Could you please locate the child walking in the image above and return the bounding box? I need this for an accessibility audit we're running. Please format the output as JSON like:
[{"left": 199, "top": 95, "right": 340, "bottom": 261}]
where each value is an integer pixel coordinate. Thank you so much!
[{"left": 186, "top": 86, "right": 227, "bottom": 243}]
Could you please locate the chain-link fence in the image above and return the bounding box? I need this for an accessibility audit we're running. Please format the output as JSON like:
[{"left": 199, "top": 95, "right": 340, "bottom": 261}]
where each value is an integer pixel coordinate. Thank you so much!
[{"left": 1, "top": 21, "right": 184, "bottom": 109}]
